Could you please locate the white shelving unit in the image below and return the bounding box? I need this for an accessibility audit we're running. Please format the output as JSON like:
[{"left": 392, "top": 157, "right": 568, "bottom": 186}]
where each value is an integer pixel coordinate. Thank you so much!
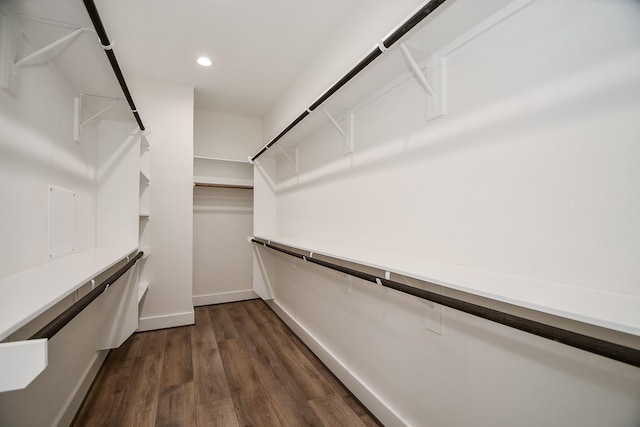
[
  {"left": 193, "top": 156, "right": 253, "bottom": 189},
  {"left": 0, "top": 245, "right": 138, "bottom": 342},
  {"left": 138, "top": 135, "right": 151, "bottom": 303}
]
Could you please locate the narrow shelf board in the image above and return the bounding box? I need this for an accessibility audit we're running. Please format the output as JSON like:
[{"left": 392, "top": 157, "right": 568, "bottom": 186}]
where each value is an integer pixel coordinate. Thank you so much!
[
  {"left": 193, "top": 176, "right": 253, "bottom": 188},
  {"left": 139, "top": 212, "right": 150, "bottom": 218},
  {"left": 194, "top": 182, "right": 254, "bottom": 190},
  {"left": 193, "top": 155, "right": 250, "bottom": 164},
  {"left": 253, "top": 235, "right": 640, "bottom": 336},
  {"left": 0, "top": 245, "right": 139, "bottom": 341},
  {"left": 138, "top": 281, "right": 150, "bottom": 303}
]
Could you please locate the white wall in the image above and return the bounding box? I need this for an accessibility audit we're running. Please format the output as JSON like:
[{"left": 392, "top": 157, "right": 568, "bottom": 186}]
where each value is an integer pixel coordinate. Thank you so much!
[
  {"left": 130, "top": 76, "right": 195, "bottom": 330},
  {"left": 194, "top": 109, "right": 263, "bottom": 160},
  {"left": 264, "top": 0, "right": 436, "bottom": 142},
  {"left": 0, "top": 13, "right": 138, "bottom": 425},
  {"left": 0, "top": 42, "right": 97, "bottom": 280},
  {"left": 255, "top": 0, "right": 640, "bottom": 425},
  {"left": 193, "top": 109, "right": 262, "bottom": 304}
]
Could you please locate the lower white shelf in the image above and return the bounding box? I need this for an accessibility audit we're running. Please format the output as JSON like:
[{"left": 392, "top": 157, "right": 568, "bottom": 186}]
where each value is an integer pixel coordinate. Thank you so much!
[
  {"left": 254, "top": 235, "right": 640, "bottom": 336},
  {"left": 138, "top": 281, "right": 150, "bottom": 302},
  {"left": 194, "top": 176, "right": 253, "bottom": 188},
  {"left": 0, "top": 245, "right": 138, "bottom": 341}
]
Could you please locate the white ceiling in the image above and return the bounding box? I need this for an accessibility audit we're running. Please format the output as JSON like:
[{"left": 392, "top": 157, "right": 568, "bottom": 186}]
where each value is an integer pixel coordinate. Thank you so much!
[{"left": 5, "top": 0, "right": 369, "bottom": 119}]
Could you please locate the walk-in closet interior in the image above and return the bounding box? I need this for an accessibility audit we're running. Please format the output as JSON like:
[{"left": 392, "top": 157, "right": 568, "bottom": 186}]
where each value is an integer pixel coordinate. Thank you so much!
[{"left": 1, "top": 0, "right": 639, "bottom": 426}]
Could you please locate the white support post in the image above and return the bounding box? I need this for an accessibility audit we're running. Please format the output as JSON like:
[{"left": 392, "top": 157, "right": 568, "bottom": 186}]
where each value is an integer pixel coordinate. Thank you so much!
[
  {"left": 400, "top": 42, "right": 445, "bottom": 120},
  {"left": 321, "top": 106, "right": 354, "bottom": 154}
]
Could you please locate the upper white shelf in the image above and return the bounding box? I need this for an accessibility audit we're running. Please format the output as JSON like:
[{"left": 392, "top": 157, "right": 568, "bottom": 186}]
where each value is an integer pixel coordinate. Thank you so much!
[
  {"left": 0, "top": 245, "right": 138, "bottom": 341},
  {"left": 193, "top": 155, "right": 250, "bottom": 164},
  {"left": 254, "top": 235, "right": 640, "bottom": 337},
  {"left": 193, "top": 155, "right": 254, "bottom": 188}
]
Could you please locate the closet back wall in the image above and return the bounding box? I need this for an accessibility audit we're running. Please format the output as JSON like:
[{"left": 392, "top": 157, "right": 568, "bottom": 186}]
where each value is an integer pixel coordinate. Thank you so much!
[{"left": 193, "top": 110, "right": 262, "bottom": 305}]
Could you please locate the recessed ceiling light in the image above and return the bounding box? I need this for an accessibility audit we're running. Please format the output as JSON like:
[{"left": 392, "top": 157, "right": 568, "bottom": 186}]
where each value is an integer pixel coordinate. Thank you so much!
[{"left": 197, "top": 57, "right": 212, "bottom": 67}]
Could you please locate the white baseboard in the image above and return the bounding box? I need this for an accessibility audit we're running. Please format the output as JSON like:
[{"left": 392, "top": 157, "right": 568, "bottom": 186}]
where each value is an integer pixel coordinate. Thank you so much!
[
  {"left": 193, "top": 290, "right": 258, "bottom": 307},
  {"left": 266, "top": 300, "right": 407, "bottom": 427},
  {"left": 54, "top": 351, "right": 108, "bottom": 427},
  {"left": 137, "top": 310, "right": 194, "bottom": 332}
]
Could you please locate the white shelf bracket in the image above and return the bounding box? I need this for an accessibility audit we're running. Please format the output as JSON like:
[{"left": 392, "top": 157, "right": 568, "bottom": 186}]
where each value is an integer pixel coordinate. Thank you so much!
[
  {"left": 400, "top": 42, "right": 445, "bottom": 120},
  {"left": 321, "top": 106, "right": 354, "bottom": 154},
  {"left": 74, "top": 93, "right": 124, "bottom": 142},
  {"left": 14, "top": 27, "right": 85, "bottom": 68},
  {"left": 1, "top": 11, "right": 96, "bottom": 95},
  {"left": 277, "top": 145, "right": 299, "bottom": 175}
]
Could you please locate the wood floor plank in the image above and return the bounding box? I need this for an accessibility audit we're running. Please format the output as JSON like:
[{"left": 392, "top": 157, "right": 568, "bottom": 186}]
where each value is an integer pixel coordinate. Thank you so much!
[
  {"left": 360, "top": 413, "right": 382, "bottom": 427},
  {"left": 136, "top": 328, "right": 168, "bottom": 358},
  {"left": 120, "top": 353, "right": 164, "bottom": 427},
  {"left": 74, "top": 300, "right": 379, "bottom": 427},
  {"left": 106, "top": 332, "right": 141, "bottom": 366},
  {"left": 225, "top": 302, "right": 324, "bottom": 426},
  {"left": 155, "top": 382, "right": 197, "bottom": 427},
  {"left": 208, "top": 303, "right": 240, "bottom": 342},
  {"left": 192, "top": 307, "right": 231, "bottom": 404},
  {"left": 309, "top": 393, "right": 367, "bottom": 427},
  {"left": 73, "top": 356, "right": 132, "bottom": 426},
  {"left": 218, "top": 338, "right": 284, "bottom": 426},
  {"left": 160, "top": 326, "right": 194, "bottom": 388},
  {"left": 196, "top": 398, "right": 240, "bottom": 427},
  {"left": 244, "top": 300, "right": 334, "bottom": 400}
]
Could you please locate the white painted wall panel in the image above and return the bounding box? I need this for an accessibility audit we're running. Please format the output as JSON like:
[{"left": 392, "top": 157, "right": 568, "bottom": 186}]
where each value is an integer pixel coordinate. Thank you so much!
[
  {"left": 256, "top": 1, "right": 640, "bottom": 425},
  {"left": 130, "top": 76, "right": 195, "bottom": 330}
]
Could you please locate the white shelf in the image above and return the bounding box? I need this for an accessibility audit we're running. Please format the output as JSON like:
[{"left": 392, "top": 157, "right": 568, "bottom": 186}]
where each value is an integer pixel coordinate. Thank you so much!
[
  {"left": 254, "top": 235, "right": 640, "bottom": 337},
  {"left": 193, "top": 156, "right": 253, "bottom": 189},
  {"left": 194, "top": 176, "right": 253, "bottom": 188},
  {"left": 139, "top": 212, "right": 150, "bottom": 218},
  {"left": 138, "top": 281, "right": 150, "bottom": 302},
  {"left": 0, "top": 245, "right": 138, "bottom": 341},
  {"left": 193, "top": 155, "right": 250, "bottom": 164}
]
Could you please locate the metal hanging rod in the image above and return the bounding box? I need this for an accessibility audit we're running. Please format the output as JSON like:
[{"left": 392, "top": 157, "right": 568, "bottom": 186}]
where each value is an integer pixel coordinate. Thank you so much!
[
  {"left": 81, "top": 0, "right": 145, "bottom": 131},
  {"left": 251, "top": 0, "right": 447, "bottom": 162},
  {"left": 251, "top": 238, "right": 640, "bottom": 368},
  {"left": 194, "top": 183, "right": 254, "bottom": 190},
  {"left": 29, "top": 251, "right": 143, "bottom": 341}
]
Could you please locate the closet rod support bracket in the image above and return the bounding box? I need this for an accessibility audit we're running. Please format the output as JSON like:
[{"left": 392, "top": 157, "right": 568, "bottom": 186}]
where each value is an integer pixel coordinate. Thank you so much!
[
  {"left": 321, "top": 106, "right": 354, "bottom": 154},
  {"left": 400, "top": 42, "right": 445, "bottom": 120}
]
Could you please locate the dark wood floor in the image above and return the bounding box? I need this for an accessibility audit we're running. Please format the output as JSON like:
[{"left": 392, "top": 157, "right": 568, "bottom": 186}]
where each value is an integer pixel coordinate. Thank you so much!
[{"left": 73, "top": 299, "right": 382, "bottom": 426}]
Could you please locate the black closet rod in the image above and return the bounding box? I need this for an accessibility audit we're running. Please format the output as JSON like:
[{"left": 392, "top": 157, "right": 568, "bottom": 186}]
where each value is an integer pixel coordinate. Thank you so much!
[
  {"left": 82, "top": 0, "right": 145, "bottom": 132},
  {"left": 251, "top": 0, "right": 447, "bottom": 162},
  {"left": 29, "top": 251, "right": 143, "bottom": 341},
  {"left": 251, "top": 238, "right": 640, "bottom": 368}
]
